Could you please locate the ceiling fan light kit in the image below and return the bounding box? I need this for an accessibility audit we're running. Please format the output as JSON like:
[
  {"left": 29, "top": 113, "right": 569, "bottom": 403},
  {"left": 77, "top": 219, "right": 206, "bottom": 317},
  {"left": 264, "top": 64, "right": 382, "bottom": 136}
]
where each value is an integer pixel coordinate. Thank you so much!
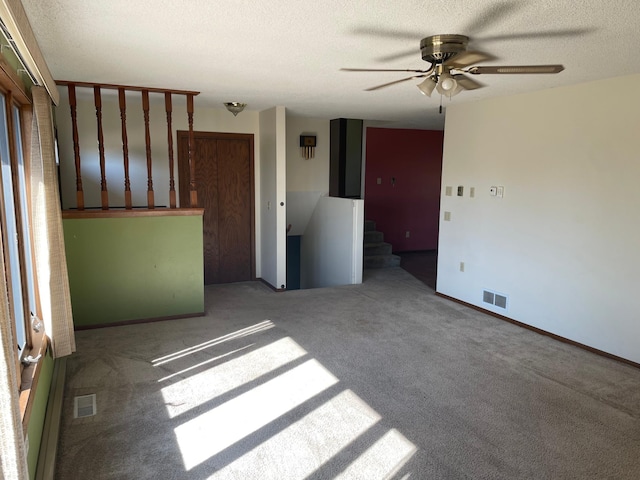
[
  {"left": 435, "top": 72, "right": 461, "bottom": 97},
  {"left": 417, "top": 77, "right": 437, "bottom": 97},
  {"left": 343, "top": 33, "right": 564, "bottom": 103}
]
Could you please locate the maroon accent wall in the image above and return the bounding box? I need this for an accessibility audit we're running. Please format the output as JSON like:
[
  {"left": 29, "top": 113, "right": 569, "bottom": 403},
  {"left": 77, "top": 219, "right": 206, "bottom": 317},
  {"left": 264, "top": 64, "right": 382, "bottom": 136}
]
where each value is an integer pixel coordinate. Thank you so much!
[{"left": 364, "top": 128, "right": 443, "bottom": 252}]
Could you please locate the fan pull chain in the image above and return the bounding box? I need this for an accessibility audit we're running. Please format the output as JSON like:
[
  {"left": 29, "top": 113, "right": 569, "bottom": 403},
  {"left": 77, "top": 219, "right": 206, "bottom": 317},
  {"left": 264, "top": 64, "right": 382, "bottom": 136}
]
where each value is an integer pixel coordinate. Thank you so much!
[{"left": 439, "top": 95, "right": 443, "bottom": 114}]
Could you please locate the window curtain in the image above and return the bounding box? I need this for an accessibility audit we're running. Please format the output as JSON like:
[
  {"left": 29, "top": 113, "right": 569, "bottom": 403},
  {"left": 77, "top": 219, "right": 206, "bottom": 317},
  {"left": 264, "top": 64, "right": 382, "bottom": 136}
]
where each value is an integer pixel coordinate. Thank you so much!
[
  {"left": 29, "top": 86, "right": 75, "bottom": 358},
  {"left": 0, "top": 236, "right": 28, "bottom": 479}
]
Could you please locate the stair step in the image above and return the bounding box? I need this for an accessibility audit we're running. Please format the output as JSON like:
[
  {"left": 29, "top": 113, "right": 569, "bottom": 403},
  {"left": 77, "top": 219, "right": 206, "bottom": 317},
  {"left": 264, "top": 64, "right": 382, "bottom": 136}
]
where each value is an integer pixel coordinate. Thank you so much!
[
  {"left": 364, "top": 230, "right": 383, "bottom": 243},
  {"left": 364, "top": 254, "right": 401, "bottom": 269},
  {"left": 364, "top": 220, "right": 376, "bottom": 232},
  {"left": 364, "top": 242, "right": 393, "bottom": 256}
]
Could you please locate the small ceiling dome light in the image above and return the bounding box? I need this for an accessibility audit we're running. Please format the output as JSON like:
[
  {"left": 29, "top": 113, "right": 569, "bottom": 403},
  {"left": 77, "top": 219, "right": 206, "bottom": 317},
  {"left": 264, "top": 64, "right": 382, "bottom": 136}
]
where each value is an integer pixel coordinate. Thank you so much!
[
  {"left": 417, "top": 77, "right": 437, "bottom": 97},
  {"left": 224, "top": 102, "right": 247, "bottom": 116},
  {"left": 436, "top": 73, "right": 462, "bottom": 97}
]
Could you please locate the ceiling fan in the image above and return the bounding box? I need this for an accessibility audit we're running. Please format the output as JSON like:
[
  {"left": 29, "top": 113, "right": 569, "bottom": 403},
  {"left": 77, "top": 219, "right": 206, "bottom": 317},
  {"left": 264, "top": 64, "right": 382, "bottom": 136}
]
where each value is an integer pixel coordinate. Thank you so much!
[{"left": 342, "top": 34, "right": 564, "bottom": 98}]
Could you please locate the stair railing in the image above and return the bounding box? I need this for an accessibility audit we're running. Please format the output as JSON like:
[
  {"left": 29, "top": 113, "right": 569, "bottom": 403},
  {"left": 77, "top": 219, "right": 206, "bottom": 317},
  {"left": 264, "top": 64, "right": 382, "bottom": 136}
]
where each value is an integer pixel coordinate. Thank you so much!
[{"left": 57, "top": 81, "right": 199, "bottom": 210}]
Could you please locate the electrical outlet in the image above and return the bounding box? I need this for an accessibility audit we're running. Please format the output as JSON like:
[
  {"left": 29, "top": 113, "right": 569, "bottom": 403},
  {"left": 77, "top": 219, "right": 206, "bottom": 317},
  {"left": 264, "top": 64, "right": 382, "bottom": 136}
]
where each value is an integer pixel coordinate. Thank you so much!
[
  {"left": 405, "top": 231, "right": 410, "bottom": 238},
  {"left": 444, "top": 211, "right": 451, "bottom": 221},
  {"left": 445, "top": 186, "right": 452, "bottom": 196},
  {"left": 497, "top": 186, "right": 504, "bottom": 198}
]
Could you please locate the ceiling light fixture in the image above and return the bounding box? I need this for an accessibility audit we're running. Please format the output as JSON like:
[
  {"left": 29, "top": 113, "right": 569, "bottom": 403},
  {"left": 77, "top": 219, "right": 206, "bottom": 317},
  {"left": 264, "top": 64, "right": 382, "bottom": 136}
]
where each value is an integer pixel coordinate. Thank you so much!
[
  {"left": 417, "top": 77, "right": 437, "bottom": 97},
  {"left": 223, "top": 102, "right": 247, "bottom": 116},
  {"left": 435, "top": 73, "right": 462, "bottom": 97}
]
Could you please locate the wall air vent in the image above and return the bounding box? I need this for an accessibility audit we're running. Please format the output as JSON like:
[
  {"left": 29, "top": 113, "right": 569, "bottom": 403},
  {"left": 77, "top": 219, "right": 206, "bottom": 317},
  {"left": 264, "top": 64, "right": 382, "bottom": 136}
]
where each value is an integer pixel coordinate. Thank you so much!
[
  {"left": 483, "top": 289, "right": 508, "bottom": 310},
  {"left": 494, "top": 294, "right": 507, "bottom": 309},
  {"left": 483, "top": 290, "right": 494, "bottom": 304},
  {"left": 74, "top": 394, "right": 97, "bottom": 418}
]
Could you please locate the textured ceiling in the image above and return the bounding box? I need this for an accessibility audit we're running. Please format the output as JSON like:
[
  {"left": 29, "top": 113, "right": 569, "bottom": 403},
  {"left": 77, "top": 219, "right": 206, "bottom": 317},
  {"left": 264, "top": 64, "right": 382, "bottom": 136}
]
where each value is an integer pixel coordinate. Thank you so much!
[{"left": 20, "top": 0, "right": 640, "bottom": 129}]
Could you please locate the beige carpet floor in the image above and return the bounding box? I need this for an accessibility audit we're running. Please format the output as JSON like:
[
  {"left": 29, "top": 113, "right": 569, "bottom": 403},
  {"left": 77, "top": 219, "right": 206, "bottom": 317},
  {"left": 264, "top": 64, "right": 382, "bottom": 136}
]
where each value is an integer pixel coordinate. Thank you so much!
[{"left": 55, "top": 267, "right": 640, "bottom": 479}]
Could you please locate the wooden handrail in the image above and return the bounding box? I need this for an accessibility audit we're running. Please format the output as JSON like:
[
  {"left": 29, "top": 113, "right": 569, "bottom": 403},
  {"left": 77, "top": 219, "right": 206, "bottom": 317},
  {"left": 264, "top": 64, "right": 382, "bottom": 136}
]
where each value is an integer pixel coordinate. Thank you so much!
[
  {"left": 62, "top": 208, "right": 204, "bottom": 219},
  {"left": 56, "top": 80, "right": 199, "bottom": 96},
  {"left": 56, "top": 81, "right": 200, "bottom": 211}
]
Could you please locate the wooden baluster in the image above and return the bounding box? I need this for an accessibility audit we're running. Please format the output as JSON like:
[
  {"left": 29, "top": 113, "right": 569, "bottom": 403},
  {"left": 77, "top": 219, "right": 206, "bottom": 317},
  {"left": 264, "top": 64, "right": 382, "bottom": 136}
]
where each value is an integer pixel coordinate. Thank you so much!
[
  {"left": 165, "top": 92, "right": 176, "bottom": 208},
  {"left": 142, "top": 90, "right": 154, "bottom": 209},
  {"left": 94, "top": 86, "right": 109, "bottom": 209},
  {"left": 68, "top": 84, "right": 84, "bottom": 210},
  {"left": 187, "top": 93, "right": 197, "bottom": 207},
  {"left": 118, "top": 88, "right": 132, "bottom": 209}
]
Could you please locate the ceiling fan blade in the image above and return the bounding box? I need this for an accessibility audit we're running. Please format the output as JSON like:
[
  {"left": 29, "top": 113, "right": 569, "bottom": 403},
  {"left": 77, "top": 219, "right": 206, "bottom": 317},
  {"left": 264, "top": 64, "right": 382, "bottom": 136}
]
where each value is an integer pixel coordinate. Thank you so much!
[
  {"left": 463, "top": 1, "right": 523, "bottom": 35},
  {"left": 479, "top": 27, "right": 595, "bottom": 43},
  {"left": 350, "top": 26, "right": 423, "bottom": 40},
  {"left": 341, "top": 68, "right": 430, "bottom": 73},
  {"left": 349, "top": 26, "right": 428, "bottom": 62},
  {"left": 467, "top": 65, "right": 564, "bottom": 74},
  {"left": 375, "top": 48, "right": 421, "bottom": 62},
  {"left": 452, "top": 74, "right": 484, "bottom": 90},
  {"left": 365, "top": 75, "right": 426, "bottom": 91},
  {"left": 444, "top": 51, "right": 495, "bottom": 68}
]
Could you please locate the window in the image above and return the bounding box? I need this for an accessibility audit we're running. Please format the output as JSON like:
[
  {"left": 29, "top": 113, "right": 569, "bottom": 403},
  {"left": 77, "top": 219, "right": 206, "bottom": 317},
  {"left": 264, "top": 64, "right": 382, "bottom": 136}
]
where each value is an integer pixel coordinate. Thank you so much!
[{"left": 0, "top": 87, "right": 37, "bottom": 380}]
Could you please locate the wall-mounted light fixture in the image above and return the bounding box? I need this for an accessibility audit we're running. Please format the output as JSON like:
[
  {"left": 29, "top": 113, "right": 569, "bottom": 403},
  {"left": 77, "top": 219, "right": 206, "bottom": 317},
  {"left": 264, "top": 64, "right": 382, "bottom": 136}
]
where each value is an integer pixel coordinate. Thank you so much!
[
  {"left": 300, "top": 134, "right": 316, "bottom": 160},
  {"left": 223, "top": 102, "right": 247, "bottom": 116}
]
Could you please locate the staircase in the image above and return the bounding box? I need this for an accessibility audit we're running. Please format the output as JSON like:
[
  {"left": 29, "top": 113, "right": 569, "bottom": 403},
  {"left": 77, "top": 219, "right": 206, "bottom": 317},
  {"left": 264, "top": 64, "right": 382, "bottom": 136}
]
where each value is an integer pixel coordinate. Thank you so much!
[{"left": 364, "top": 220, "right": 401, "bottom": 269}]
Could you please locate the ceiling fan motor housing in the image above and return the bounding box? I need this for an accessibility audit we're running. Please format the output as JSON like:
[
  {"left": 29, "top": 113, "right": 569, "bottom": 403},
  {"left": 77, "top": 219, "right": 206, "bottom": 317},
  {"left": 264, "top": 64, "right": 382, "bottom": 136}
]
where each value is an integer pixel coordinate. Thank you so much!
[{"left": 420, "top": 34, "right": 469, "bottom": 64}]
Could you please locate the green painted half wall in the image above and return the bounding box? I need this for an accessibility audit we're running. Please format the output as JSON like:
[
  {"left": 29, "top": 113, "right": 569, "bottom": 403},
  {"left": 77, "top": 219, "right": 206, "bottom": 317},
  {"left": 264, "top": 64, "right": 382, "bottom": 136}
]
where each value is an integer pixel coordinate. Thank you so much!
[
  {"left": 27, "top": 350, "right": 53, "bottom": 479},
  {"left": 63, "top": 215, "right": 204, "bottom": 327}
]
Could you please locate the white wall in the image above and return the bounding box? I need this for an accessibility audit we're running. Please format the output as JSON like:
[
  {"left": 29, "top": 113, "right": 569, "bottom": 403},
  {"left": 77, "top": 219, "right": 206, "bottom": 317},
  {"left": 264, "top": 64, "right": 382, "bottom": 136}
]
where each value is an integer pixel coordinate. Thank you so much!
[
  {"left": 259, "top": 106, "right": 287, "bottom": 289},
  {"left": 437, "top": 74, "right": 640, "bottom": 363},
  {"left": 285, "top": 115, "right": 330, "bottom": 236},
  {"left": 54, "top": 87, "right": 263, "bottom": 276},
  {"left": 301, "top": 197, "right": 364, "bottom": 289}
]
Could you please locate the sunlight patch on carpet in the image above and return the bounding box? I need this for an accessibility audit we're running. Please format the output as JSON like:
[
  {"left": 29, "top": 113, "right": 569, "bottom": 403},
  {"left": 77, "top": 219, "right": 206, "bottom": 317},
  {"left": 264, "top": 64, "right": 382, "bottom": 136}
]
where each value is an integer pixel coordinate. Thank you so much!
[
  {"left": 174, "top": 358, "right": 339, "bottom": 470},
  {"left": 213, "top": 389, "right": 382, "bottom": 479},
  {"left": 338, "top": 429, "right": 417, "bottom": 479},
  {"left": 161, "top": 336, "right": 308, "bottom": 418},
  {"left": 152, "top": 320, "right": 274, "bottom": 366},
  {"left": 156, "top": 343, "right": 255, "bottom": 383}
]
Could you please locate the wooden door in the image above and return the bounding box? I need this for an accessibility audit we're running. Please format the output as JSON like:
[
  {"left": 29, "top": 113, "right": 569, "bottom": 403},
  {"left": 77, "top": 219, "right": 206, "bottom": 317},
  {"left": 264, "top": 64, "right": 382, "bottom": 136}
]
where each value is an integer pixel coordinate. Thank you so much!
[{"left": 178, "top": 131, "right": 255, "bottom": 284}]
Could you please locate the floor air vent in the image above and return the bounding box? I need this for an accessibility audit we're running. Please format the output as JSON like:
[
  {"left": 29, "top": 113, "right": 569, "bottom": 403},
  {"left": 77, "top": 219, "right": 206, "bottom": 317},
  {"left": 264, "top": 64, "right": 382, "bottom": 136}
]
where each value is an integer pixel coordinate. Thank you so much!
[
  {"left": 483, "top": 290, "right": 508, "bottom": 309},
  {"left": 74, "top": 394, "right": 97, "bottom": 418}
]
